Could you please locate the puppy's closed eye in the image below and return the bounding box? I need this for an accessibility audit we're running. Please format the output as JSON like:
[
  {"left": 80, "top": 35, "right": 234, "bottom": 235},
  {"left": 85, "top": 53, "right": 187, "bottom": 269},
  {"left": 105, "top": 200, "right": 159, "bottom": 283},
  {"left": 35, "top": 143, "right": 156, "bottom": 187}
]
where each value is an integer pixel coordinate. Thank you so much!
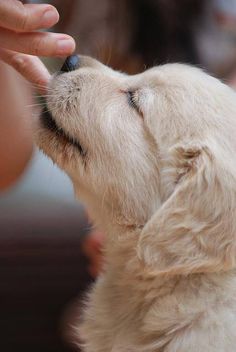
[{"left": 127, "top": 90, "right": 143, "bottom": 117}]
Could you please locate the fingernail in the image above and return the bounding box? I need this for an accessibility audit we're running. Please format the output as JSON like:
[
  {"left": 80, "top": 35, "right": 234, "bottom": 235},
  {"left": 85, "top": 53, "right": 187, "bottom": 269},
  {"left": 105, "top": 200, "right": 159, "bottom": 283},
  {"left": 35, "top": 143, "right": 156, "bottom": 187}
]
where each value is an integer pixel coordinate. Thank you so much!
[
  {"left": 56, "top": 39, "right": 76, "bottom": 56},
  {"left": 42, "top": 7, "right": 59, "bottom": 27}
]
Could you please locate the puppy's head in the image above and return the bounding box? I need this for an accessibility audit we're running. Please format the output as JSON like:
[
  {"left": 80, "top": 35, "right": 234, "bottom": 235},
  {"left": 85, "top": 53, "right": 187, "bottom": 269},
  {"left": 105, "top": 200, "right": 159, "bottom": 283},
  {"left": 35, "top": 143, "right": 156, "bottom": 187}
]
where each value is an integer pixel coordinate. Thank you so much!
[
  {"left": 36, "top": 56, "right": 236, "bottom": 274},
  {"left": 37, "top": 55, "right": 161, "bottom": 227}
]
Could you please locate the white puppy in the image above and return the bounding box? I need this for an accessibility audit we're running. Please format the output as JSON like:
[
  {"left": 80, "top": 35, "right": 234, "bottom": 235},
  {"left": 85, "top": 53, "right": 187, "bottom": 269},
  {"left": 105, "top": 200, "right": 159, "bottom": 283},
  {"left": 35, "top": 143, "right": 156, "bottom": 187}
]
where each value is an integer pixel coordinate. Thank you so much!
[{"left": 36, "top": 56, "right": 236, "bottom": 352}]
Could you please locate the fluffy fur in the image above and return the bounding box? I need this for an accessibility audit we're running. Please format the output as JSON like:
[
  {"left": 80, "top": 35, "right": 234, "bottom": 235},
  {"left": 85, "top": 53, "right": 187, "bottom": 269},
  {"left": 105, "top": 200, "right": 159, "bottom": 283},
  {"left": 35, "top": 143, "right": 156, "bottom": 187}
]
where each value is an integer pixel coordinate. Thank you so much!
[{"left": 36, "top": 56, "right": 236, "bottom": 351}]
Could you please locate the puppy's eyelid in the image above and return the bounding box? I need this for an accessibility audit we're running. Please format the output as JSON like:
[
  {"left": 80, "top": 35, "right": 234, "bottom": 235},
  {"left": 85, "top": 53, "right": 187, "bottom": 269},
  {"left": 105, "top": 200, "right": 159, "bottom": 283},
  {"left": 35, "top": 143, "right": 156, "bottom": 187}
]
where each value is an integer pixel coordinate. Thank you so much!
[
  {"left": 126, "top": 90, "right": 143, "bottom": 117},
  {"left": 126, "top": 90, "right": 144, "bottom": 119},
  {"left": 127, "top": 90, "right": 137, "bottom": 108}
]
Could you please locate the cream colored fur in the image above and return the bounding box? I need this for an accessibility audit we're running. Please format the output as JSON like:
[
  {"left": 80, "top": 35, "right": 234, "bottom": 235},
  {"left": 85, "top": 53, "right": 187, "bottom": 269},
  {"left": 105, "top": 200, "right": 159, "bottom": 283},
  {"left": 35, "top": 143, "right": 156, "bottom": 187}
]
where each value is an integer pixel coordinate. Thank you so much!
[{"left": 36, "top": 56, "right": 236, "bottom": 351}]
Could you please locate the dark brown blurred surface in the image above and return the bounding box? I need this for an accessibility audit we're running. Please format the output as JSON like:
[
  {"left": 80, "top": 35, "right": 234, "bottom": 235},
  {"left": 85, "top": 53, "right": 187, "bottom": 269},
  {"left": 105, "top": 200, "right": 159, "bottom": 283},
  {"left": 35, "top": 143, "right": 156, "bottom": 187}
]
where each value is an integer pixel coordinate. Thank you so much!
[
  {"left": 0, "top": 200, "right": 92, "bottom": 352},
  {"left": 52, "top": 0, "right": 205, "bottom": 74}
]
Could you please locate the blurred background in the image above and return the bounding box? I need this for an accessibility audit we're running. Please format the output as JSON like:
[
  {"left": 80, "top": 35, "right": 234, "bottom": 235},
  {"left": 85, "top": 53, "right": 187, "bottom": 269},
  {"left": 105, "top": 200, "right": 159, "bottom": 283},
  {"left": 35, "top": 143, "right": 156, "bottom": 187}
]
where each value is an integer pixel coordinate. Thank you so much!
[{"left": 1, "top": 0, "right": 236, "bottom": 351}]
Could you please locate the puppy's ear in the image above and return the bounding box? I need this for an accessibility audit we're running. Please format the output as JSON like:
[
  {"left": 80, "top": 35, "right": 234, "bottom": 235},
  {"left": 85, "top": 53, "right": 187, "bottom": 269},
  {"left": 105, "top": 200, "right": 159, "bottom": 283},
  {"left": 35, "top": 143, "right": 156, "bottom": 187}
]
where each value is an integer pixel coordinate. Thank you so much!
[{"left": 138, "top": 143, "right": 236, "bottom": 275}]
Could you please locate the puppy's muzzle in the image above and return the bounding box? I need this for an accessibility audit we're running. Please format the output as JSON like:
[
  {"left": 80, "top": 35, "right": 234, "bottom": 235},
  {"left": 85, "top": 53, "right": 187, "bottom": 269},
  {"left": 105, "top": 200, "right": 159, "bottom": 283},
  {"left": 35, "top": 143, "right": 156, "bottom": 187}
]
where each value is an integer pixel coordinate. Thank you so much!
[{"left": 40, "top": 54, "right": 86, "bottom": 155}]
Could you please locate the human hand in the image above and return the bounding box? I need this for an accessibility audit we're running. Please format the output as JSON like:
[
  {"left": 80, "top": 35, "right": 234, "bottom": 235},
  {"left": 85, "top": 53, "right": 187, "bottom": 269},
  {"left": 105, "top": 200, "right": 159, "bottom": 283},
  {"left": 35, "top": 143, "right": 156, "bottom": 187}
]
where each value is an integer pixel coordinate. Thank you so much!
[
  {"left": 0, "top": 0, "right": 76, "bottom": 91},
  {"left": 82, "top": 230, "right": 104, "bottom": 278}
]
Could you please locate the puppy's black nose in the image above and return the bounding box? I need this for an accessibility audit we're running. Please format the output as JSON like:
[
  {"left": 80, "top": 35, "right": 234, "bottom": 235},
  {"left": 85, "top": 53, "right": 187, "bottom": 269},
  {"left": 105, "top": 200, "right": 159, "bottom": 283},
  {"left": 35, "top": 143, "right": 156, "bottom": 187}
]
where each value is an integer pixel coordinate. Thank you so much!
[{"left": 60, "top": 55, "right": 80, "bottom": 73}]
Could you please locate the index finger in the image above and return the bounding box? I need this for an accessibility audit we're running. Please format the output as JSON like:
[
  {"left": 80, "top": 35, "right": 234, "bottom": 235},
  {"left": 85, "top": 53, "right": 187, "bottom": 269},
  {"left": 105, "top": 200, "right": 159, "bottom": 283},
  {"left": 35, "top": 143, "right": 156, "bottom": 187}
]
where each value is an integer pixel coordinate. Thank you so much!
[{"left": 0, "top": 0, "right": 59, "bottom": 32}]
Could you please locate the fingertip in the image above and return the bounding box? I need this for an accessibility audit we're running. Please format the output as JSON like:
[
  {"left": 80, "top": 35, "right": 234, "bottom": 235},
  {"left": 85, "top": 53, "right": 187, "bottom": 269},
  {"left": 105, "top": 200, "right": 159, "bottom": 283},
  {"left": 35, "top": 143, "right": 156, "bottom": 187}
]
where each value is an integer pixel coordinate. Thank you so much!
[
  {"left": 55, "top": 35, "right": 76, "bottom": 57},
  {"left": 41, "top": 5, "right": 60, "bottom": 28}
]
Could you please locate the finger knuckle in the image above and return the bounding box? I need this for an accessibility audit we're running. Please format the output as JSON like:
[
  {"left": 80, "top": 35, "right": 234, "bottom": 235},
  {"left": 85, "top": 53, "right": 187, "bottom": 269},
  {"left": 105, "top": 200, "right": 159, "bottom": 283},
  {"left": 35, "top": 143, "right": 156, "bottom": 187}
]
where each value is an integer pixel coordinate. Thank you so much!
[
  {"left": 30, "top": 35, "right": 48, "bottom": 56},
  {"left": 16, "top": 4, "right": 30, "bottom": 31},
  {"left": 31, "top": 37, "right": 43, "bottom": 56},
  {"left": 12, "top": 54, "right": 30, "bottom": 73}
]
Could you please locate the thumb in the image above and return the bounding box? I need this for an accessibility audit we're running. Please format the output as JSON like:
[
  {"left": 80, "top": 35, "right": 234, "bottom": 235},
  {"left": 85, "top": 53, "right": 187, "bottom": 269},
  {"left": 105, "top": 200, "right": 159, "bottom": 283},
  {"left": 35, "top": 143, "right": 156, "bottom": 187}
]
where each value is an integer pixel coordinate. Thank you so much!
[{"left": 0, "top": 48, "right": 50, "bottom": 93}]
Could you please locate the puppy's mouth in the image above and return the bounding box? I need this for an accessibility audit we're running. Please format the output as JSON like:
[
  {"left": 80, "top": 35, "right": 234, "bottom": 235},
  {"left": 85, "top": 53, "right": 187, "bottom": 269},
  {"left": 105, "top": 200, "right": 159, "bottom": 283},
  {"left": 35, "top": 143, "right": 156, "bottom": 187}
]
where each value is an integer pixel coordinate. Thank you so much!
[{"left": 41, "top": 107, "right": 86, "bottom": 156}]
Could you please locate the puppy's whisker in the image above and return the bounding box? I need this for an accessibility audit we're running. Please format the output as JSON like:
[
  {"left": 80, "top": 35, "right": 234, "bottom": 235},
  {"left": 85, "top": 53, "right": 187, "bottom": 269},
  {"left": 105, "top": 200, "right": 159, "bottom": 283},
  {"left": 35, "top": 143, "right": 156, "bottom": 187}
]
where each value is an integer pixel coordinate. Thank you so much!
[
  {"left": 26, "top": 82, "right": 51, "bottom": 91},
  {"left": 105, "top": 44, "right": 113, "bottom": 67},
  {"left": 27, "top": 103, "right": 47, "bottom": 108},
  {"left": 28, "top": 104, "right": 60, "bottom": 110},
  {"left": 36, "top": 107, "right": 57, "bottom": 115},
  {"left": 31, "top": 95, "right": 57, "bottom": 101},
  {"left": 33, "top": 95, "right": 59, "bottom": 100},
  {"left": 31, "top": 87, "right": 54, "bottom": 93}
]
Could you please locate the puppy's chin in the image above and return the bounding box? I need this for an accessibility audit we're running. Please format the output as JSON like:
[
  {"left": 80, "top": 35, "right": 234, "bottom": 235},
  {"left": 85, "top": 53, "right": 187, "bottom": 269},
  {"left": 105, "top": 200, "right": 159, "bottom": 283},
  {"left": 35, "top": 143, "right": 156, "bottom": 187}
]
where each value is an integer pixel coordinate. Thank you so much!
[{"left": 35, "top": 108, "right": 86, "bottom": 171}]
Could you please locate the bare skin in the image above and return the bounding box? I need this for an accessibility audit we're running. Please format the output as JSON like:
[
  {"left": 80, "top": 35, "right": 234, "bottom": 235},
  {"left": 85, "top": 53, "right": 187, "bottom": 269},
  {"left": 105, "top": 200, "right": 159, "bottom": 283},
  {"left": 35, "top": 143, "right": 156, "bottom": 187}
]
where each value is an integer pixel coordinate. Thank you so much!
[
  {"left": 0, "top": 0, "right": 75, "bottom": 190},
  {"left": 0, "top": 0, "right": 76, "bottom": 89},
  {"left": 0, "top": 1, "right": 104, "bottom": 273}
]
